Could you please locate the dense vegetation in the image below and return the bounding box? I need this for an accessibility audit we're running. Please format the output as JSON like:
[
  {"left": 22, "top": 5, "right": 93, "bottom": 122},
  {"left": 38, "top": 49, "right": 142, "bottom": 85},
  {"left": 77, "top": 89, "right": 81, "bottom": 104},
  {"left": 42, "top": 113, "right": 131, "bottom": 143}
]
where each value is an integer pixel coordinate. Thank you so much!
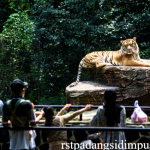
[{"left": 0, "top": 0, "right": 150, "bottom": 104}]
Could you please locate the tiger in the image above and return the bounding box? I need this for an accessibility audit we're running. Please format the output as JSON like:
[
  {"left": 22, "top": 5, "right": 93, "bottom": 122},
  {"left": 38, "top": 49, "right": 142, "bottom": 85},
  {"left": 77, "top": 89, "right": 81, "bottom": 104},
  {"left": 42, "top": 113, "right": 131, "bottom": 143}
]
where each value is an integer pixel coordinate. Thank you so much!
[{"left": 69, "top": 37, "right": 150, "bottom": 87}]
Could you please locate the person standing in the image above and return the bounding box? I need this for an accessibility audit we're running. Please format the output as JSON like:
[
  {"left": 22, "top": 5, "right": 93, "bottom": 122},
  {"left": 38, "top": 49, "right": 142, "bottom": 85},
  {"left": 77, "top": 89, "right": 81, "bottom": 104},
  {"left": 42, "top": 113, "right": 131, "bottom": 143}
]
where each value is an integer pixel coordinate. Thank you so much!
[
  {"left": 43, "top": 104, "right": 93, "bottom": 150},
  {"left": 2, "top": 79, "right": 44, "bottom": 150},
  {"left": 90, "top": 88, "right": 126, "bottom": 150}
]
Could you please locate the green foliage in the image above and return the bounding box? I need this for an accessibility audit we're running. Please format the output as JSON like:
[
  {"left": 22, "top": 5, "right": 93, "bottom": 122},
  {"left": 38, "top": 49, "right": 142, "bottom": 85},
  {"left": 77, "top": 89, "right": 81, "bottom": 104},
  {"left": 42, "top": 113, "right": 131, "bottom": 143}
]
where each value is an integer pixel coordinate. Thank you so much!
[
  {"left": 39, "top": 92, "right": 66, "bottom": 105},
  {"left": 0, "top": 9, "right": 37, "bottom": 100},
  {"left": 148, "top": 116, "right": 150, "bottom": 122},
  {"left": 29, "top": 0, "right": 150, "bottom": 100},
  {"left": 0, "top": 0, "right": 150, "bottom": 103},
  {"left": 2, "top": 10, "right": 35, "bottom": 52},
  {"left": 0, "top": 0, "right": 15, "bottom": 33},
  {"left": 126, "top": 117, "right": 131, "bottom": 122},
  {"left": 139, "top": 42, "right": 150, "bottom": 59},
  {"left": 29, "top": 89, "right": 38, "bottom": 103}
]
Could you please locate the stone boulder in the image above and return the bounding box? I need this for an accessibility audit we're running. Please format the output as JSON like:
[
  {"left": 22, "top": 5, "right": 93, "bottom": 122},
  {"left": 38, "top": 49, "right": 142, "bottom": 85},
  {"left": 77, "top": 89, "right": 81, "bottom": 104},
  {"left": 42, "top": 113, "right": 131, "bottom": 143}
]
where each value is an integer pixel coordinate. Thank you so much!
[
  {"left": 66, "top": 81, "right": 119, "bottom": 105},
  {"left": 66, "top": 60, "right": 150, "bottom": 106}
]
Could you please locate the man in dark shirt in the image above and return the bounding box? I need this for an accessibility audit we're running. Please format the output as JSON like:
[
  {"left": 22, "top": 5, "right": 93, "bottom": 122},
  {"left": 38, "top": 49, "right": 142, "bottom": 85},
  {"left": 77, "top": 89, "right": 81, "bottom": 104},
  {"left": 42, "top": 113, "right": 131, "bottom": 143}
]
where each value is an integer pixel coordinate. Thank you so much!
[{"left": 2, "top": 79, "right": 44, "bottom": 150}]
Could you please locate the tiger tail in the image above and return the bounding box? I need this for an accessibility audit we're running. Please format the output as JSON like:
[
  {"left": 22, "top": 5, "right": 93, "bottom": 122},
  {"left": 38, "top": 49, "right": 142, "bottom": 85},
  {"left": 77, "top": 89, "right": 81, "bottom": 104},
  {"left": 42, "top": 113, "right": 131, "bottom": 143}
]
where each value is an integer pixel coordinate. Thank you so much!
[{"left": 69, "top": 60, "right": 83, "bottom": 87}]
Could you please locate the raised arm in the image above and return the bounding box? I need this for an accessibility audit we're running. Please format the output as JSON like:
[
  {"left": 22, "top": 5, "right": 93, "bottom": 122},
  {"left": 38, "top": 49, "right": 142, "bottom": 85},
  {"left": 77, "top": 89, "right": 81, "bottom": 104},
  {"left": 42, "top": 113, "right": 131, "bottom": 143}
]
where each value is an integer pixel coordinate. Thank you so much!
[
  {"left": 30, "top": 110, "right": 45, "bottom": 126},
  {"left": 56, "top": 104, "right": 72, "bottom": 116},
  {"left": 62, "top": 104, "right": 93, "bottom": 123}
]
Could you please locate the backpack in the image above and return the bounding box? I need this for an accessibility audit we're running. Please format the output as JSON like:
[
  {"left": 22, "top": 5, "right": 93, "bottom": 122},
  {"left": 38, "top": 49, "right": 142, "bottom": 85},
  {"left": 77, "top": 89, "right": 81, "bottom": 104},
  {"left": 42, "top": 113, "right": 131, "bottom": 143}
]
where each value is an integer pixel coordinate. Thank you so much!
[
  {"left": 6, "top": 98, "right": 26, "bottom": 125},
  {"left": 6, "top": 98, "right": 36, "bottom": 140}
]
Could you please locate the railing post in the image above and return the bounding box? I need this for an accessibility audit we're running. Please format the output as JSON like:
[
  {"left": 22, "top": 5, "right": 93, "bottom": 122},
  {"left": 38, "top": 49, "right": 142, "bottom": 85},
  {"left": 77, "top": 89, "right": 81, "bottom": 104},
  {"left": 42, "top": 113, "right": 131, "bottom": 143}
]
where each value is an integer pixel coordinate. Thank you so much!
[{"left": 79, "top": 114, "right": 82, "bottom": 121}]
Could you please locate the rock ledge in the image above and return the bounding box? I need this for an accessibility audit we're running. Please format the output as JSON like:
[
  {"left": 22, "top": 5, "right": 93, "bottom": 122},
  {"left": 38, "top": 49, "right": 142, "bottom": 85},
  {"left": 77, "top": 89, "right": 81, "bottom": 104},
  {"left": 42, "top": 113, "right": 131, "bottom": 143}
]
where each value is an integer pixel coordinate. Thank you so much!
[{"left": 66, "top": 64, "right": 150, "bottom": 106}]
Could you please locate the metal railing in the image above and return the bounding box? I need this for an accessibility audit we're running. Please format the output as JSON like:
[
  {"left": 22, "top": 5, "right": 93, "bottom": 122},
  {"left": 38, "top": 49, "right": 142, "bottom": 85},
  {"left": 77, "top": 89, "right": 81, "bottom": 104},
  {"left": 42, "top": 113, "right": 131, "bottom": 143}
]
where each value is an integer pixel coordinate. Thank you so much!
[
  {"left": 1, "top": 105, "right": 150, "bottom": 131},
  {"left": 34, "top": 105, "right": 150, "bottom": 109},
  {"left": 1, "top": 126, "right": 150, "bottom": 131},
  {"left": 34, "top": 105, "right": 150, "bottom": 121}
]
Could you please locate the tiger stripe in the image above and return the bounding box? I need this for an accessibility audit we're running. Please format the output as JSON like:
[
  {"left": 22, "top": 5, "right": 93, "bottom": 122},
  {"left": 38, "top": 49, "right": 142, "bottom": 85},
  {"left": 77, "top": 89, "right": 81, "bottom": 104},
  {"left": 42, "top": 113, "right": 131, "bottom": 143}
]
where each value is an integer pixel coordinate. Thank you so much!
[{"left": 69, "top": 37, "right": 150, "bottom": 87}]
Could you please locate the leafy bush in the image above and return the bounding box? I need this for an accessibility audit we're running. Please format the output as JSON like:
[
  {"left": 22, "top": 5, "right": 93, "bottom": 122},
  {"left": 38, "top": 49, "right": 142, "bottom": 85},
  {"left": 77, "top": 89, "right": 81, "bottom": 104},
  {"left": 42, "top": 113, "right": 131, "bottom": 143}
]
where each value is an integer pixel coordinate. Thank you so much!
[
  {"left": 39, "top": 92, "right": 66, "bottom": 105},
  {"left": 2, "top": 10, "right": 35, "bottom": 52},
  {"left": 0, "top": 0, "right": 150, "bottom": 103},
  {"left": 139, "top": 42, "right": 150, "bottom": 59},
  {"left": 0, "top": 10, "right": 37, "bottom": 100},
  {"left": 29, "top": 0, "right": 150, "bottom": 99}
]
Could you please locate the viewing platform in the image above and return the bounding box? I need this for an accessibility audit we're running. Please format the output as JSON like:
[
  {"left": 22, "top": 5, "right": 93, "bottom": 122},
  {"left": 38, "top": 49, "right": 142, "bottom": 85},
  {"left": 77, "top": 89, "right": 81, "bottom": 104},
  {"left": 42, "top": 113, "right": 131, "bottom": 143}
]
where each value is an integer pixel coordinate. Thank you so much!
[{"left": 0, "top": 105, "right": 150, "bottom": 150}]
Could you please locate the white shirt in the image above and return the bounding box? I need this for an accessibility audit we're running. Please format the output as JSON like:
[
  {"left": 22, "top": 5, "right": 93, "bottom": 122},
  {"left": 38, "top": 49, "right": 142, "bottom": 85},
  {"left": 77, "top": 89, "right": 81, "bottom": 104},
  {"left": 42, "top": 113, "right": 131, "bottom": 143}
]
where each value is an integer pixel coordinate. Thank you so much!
[
  {"left": 2, "top": 99, "right": 36, "bottom": 150},
  {"left": 10, "top": 130, "right": 36, "bottom": 150},
  {"left": 9, "top": 112, "right": 36, "bottom": 150},
  {"left": 0, "top": 100, "right": 3, "bottom": 116}
]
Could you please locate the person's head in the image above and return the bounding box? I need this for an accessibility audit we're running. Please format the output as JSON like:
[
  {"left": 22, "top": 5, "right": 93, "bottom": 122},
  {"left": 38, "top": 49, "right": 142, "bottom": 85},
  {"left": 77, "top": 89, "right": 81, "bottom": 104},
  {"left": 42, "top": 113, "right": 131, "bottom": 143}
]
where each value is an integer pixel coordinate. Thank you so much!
[
  {"left": 87, "top": 133, "right": 102, "bottom": 144},
  {"left": 87, "top": 134, "right": 103, "bottom": 150},
  {"left": 43, "top": 106, "right": 55, "bottom": 126},
  {"left": 104, "top": 88, "right": 122, "bottom": 126},
  {"left": 78, "top": 140, "right": 93, "bottom": 150},
  {"left": 78, "top": 134, "right": 103, "bottom": 150},
  {"left": 104, "top": 88, "right": 116, "bottom": 105},
  {"left": 11, "top": 79, "right": 28, "bottom": 98}
]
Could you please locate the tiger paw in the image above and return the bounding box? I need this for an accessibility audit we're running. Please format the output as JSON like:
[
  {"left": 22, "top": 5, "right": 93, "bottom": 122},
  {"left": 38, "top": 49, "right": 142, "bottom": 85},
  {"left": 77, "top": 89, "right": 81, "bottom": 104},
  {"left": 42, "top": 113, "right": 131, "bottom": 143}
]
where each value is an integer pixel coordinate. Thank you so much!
[
  {"left": 68, "top": 82, "right": 78, "bottom": 88},
  {"left": 106, "top": 63, "right": 113, "bottom": 66}
]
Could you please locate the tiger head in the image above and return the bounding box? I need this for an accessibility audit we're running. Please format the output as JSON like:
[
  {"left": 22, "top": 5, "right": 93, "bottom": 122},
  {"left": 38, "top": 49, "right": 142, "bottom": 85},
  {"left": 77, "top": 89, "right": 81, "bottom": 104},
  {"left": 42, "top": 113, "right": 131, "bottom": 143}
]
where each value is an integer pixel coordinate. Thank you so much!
[{"left": 120, "top": 37, "right": 138, "bottom": 55}]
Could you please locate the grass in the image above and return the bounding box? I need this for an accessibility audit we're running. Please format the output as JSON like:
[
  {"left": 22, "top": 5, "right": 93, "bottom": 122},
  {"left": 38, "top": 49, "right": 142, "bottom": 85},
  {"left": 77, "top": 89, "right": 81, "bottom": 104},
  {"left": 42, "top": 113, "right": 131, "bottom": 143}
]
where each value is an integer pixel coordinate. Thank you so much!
[
  {"left": 148, "top": 116, "right": 150, "bottom": 122},
  {"left": 126, "top": 117, "right": 131, "bottom": 122}
]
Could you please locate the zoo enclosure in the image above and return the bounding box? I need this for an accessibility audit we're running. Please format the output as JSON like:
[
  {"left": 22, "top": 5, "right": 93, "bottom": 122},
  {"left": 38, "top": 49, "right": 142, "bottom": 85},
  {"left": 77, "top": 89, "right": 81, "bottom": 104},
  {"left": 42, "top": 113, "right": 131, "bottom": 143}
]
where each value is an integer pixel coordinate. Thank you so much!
[
  {"left": 1, "top": 104, "right": 150, "bottom": 131},
  {"left": 34, "top": 105, "right": 150, "bottom": 121},
  {"left": 0, "top": 0, "right": 150, "bottom": 104}
]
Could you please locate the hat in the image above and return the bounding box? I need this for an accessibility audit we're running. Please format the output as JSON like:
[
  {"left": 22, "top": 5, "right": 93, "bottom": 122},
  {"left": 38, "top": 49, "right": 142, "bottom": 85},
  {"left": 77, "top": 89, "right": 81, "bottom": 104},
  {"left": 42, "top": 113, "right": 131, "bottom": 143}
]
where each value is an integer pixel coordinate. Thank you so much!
[{"left": 11, "top": 79, "right": 28, "bottom": 88}]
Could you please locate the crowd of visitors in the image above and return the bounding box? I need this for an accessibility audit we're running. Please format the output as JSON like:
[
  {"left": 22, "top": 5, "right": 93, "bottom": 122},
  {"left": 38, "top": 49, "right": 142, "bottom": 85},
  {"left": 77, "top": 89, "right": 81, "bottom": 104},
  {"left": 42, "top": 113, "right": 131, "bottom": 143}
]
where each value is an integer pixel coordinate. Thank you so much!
[{"left": 0, "top": 79, "right": 127, "bottom": 150}]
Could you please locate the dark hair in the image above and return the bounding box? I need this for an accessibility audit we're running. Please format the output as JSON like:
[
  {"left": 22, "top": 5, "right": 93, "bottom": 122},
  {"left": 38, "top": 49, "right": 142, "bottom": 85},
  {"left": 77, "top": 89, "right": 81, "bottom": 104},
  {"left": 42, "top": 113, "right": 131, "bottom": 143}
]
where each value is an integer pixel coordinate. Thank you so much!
[
  {"left": 79, "top": 135, "right": 103, "bottom": 150},
  {"left": 87, "top": 133, "right": 102, "bottom": 143},
  {"left": 11, "top": 79, "right": 28, "bottom": 96},
  {"left": 43, "top": 106, "right": 55, "bottom": 126},
  {"left": 79, "top": 140, "right": 93, "bottom": 150},
  {"left": 11, "top": 85, "right": 23, "bottom": 96},
  {"left": 104, "top": 88, "right": 122, "bottom": 126}
]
